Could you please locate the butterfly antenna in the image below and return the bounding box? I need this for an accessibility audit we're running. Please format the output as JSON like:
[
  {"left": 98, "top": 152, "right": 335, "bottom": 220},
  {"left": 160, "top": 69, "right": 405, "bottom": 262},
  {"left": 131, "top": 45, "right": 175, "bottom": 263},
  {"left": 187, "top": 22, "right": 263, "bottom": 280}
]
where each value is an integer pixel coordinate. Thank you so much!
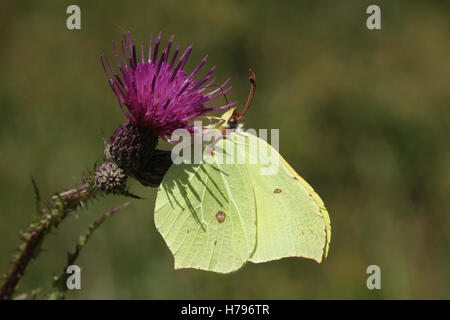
[{"left": 235, "top": 68, "right": 256, "bottom": 121}]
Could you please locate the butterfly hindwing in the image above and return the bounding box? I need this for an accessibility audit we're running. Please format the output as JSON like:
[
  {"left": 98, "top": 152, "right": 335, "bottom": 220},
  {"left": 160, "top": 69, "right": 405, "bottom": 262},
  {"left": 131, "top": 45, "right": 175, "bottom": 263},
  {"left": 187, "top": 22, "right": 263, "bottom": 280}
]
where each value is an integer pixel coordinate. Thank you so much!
[{"left": 230, "top": 131, "right": 330, "bottom": 263}]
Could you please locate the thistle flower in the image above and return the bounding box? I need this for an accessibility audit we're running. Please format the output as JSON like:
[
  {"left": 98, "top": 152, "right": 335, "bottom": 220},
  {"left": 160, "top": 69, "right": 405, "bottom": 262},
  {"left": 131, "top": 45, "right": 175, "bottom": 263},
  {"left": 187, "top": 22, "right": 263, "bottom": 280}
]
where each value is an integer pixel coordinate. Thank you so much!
[
  {"left": 101, "top": 32, "right": 237, "bottom": 140},
  {"left": 101, "top": 32, "right": 237, "bottom": 184}
]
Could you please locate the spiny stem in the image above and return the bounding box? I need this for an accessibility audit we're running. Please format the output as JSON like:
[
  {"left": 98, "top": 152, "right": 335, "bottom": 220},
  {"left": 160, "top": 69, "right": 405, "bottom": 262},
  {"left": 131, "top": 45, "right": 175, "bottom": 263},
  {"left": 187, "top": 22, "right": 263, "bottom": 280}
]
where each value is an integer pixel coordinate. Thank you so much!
[
  {"left": 69, "top": 202, "right": 130, "bottom": 266},
  {"left": 0, "top": 179, "right": 102, "bottom": 300},
  {"left": 13, "top": 288, "right": 41, "bottom": 300},
  {"left": 30, "top": 176, "right": 41, "bottom": 213},
  {"left": 47, "top": 202, "right": 130, "bottom": 300}
]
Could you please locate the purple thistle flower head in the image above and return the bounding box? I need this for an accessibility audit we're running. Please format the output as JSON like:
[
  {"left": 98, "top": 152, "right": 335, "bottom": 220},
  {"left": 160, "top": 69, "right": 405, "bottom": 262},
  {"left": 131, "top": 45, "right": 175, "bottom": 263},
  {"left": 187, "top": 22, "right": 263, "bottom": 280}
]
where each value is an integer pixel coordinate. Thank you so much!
[{"left": 101, "top": 32, "right": 237, "bottom": 141}]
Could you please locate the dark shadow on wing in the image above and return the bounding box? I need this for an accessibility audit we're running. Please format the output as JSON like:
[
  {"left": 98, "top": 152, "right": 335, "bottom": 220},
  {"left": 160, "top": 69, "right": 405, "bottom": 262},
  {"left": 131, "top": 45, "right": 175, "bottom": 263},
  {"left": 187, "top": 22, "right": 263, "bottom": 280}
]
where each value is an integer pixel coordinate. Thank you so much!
[{"left": 161, "top": 163, "right": 230, "bottom": 232}]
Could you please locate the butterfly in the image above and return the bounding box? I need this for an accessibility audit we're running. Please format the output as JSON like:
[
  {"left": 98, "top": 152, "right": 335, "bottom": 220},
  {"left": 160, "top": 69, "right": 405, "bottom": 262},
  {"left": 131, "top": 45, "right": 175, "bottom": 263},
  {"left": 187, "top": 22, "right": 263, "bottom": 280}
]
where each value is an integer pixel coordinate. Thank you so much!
[{"left": 154, "top": 70, "right": 331, "bottom": 273}]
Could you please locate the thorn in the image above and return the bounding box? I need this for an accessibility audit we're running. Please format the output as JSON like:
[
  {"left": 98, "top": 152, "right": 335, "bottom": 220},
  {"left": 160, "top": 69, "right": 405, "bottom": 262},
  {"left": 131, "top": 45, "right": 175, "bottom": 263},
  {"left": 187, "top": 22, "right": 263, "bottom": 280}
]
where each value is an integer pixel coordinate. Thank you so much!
[
  {"left": 121, "top": 190, "right": 144, "bottom": 199},
  {"left": 30, "top": 175, "right": 41, "bottom": 212}
]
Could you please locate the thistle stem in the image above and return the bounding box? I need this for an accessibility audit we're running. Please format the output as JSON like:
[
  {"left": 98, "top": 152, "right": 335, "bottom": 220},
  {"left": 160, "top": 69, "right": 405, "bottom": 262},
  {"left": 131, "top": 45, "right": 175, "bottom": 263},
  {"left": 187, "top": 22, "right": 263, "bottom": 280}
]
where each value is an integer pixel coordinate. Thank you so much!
[
  {"left": 47, "top": 202, "right": 130, "bottom": 300},
  {"left": 0, "top": 181, "right": 102, "bottom": 300}
]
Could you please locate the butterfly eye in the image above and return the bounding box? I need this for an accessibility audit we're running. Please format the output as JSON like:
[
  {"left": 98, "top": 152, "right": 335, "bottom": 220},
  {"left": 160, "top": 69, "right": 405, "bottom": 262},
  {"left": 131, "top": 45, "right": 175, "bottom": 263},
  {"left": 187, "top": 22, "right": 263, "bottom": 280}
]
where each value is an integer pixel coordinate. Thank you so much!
[{"left": 227, "top": 117, "right": 238, "bottom": 129}]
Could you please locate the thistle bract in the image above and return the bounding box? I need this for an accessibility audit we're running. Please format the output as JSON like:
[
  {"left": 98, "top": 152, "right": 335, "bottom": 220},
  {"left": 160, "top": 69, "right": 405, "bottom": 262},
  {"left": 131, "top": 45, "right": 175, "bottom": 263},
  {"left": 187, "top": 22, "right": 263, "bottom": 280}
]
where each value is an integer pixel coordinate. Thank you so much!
[{"left": 105, "top": 121, "right": 158, "bottom": 173}]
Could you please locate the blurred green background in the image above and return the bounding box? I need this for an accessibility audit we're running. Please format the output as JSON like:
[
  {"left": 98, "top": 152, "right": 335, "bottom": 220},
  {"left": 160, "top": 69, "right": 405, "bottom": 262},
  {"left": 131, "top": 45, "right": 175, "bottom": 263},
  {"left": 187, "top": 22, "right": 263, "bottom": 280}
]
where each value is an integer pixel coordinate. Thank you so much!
[{"left": 1, "top": 0, "right": 449, "bottom": 299}]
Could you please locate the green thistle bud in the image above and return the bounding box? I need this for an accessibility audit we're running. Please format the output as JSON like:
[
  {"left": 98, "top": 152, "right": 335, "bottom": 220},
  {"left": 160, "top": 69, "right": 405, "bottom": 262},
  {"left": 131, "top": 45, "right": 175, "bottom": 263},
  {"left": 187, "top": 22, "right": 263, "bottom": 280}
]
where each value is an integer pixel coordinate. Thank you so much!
[{"left": 95, "top": 162, "right": 127, "bottom": 194}]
